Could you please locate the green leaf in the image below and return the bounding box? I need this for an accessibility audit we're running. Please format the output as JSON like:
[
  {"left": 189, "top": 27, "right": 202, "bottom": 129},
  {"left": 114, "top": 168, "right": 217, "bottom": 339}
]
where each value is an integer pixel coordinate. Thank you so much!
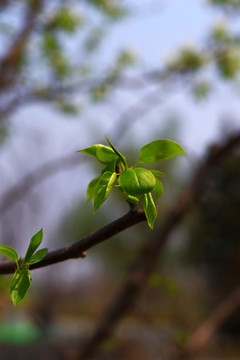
[
  {"left": 119, "top": 168, "right": 156, "bottom": 195},
  {"left": 0, "top": 245, "right": 18, "bottom": 262},
  {"left": 101, "top": 159, "right": 118, "bottom": 174},
  {"left": 141, "top": 192, "right": 157, "bottom": 229},
  {"left": 93, "top": 171, "right": 117, "bottom": 213},
  {"left": 139, "top": 139, "right": 187, "bottom": 163},
  {"left": 24, "top": 229, "right": 43, "bottom": 264},
  {"left": 126, "top": 195, "right": 139, "bottom": 204},
  {"left": 77, "top": 144, "right": 98, "bottom": 157},
  {"left": 154, "top": 178, "right": 163, "bottom": 200},
  {"left": 105, "top": 135, "right": 127, "bottom": 170},
  {"left": 28, "top": 248, "right": 48, "bottom": 265},
  {"left": 150, "top": 170, "right": 165, "bottom": 177},
  {"left": 87, "top": 176, "right": 100, "bottom": 201},
  {"left": 10, "top": 269, "right": 31, "bottom": 306},
  {"left": 78, "top": 145, "right": 117, "bottom": 163},
  {"left": 96, "top": 145, "right": 118, "bottom": 163}
]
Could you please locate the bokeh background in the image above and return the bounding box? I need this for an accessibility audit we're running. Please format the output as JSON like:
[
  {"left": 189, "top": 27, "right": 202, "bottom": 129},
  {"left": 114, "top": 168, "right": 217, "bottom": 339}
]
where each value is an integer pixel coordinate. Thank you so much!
[{"left": 0, "top": 1, "right": 240, "bottom": 359}]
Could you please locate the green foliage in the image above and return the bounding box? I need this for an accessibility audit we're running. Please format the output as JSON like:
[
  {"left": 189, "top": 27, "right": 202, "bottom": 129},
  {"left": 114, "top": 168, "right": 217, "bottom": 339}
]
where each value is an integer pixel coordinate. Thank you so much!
[
  {"left": 0, "top": 229, "right": 48, "bottom": 306},
  {"left": 46, "top": 7, "right": 81, "bottom": 33},
  {"left": 217, "top": 48, "right": 240, "bottom": 78},
  {"left": 119, "top": 168, "right": 156, "bottom": 195},
  {"left": 139, "top": 139, "right": 187, "bottom": 163},
  {"left": 78, "top": 135, "right": 186, "bottom": 229},
  {"left": 193, "top": 81, "right": 211, "bottom": 100},
  {"left": 0, "top": 245, "right": 18, "bottom": 262},
  {"left": 87, "top": 0, "right": 127, "bottom": 19},
  {"left": 141, "top": 192, "right": 157, "bottom": 229},
  {"left": 93, "top": 171, "right": 117, "bottom": 213},
  {"left": 209, "top": 0, "right": 240, "bottom": 8},
  {"left": 167, "top": 47, "right": 206, "bottom": 73}
]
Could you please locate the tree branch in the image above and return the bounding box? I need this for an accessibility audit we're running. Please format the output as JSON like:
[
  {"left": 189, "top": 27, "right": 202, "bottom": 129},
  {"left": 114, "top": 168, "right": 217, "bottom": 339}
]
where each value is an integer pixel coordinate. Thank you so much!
[{"left": 0, "top": 207, "right": 146, "bottom": 274}]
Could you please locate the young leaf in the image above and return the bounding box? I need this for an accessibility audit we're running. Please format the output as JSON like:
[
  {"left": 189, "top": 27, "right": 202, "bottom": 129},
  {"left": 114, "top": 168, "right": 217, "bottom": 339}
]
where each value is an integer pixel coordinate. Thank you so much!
[
  {"left": 96, "top": 145, "right": 118, "bottom": 163},
  {"left": 77, "top": 144, "right": 98, "bottom": 157},
  {"left": 27, "top": 248, "right": 48, "bottom": 265},
  {"left": 105, "top": 135, "right": 127, "bottom": 170},
  {"left": 87, "top": 176, "right": 101, "bottom": 201},
  {"left": 141, "top": 192, "right": 157, "bottom": 229},
  {"left": 119, "top": 168, "right": 155, "bottom": 195},
  {"left": 24, "top": 229, "right": 43, "bottom": 264},
  {"left": 0, "top": 245, "right": 18, "bottom": 262},
  {"left": 139, "top": 139, "right": 187, "bottom": 163},
  {"left": 154, "top": 178, "right": 163, "bottom": 200},
  {"left": 150, "top": 170, "right": 165, "bottom": 177},
  {"left": 126, "top": 195, "right": 139, "bottom": 204},
  {"left": 101, "top": 159, "right": 118, "bottom": 174},
  {"left": 78, "top": 145, "right": 117, "bottom": 163},
  {"left": 10, "top": 269, "right": 31, "bottom": 306},
  {"left": 93, "top": 171, "right": 117, "bottom": 213}
]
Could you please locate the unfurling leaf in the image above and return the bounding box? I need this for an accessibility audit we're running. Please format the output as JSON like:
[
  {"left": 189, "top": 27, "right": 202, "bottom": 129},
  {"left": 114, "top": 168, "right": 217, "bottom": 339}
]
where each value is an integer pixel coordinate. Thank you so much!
[
  {"left": 126, "top": 195, "right": 139, "bottom": 204},
  {"left": 10, "top": 269, "right": 31, "bottom": 306},
  {"left": 154, "top": 178, "right": 163, "bottom": 200},
  {"left": 141, "top": 192, "right": 157, "bottom": 229},
  {"left": 28, "top": 248, "right": 48, "bottom": 265},
  {"left": 78, "top": 144, "right": 117, "bottom": 163},
  {"left": 119, "top": 168, "right": 155, "bottom": 195},
  {"left": 150, "top": 170, "right": 165, "bottom": 177},
  {"left": 0, "top": 245, "right": 18, "bottom": 262},
  {"left": 24, "top": 229, "right": 43, "bottom": 264},
  {"left": 87, "top": 176, "right": 101, "bottom": 201},
  {"left": 105, "top": 135, "right": 127, "bottom": 170},
  {"left": 139, "top": 139, "right": 186, "bottom": 163},
  {"left": 93, "top": 171, "right": 117, "bottom": 213}
]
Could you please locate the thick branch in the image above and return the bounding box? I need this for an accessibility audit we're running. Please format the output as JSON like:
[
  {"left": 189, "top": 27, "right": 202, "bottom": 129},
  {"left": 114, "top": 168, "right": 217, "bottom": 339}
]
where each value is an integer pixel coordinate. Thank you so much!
[{"left": 0, "top": 208, "right": 146, "bottom": 274}]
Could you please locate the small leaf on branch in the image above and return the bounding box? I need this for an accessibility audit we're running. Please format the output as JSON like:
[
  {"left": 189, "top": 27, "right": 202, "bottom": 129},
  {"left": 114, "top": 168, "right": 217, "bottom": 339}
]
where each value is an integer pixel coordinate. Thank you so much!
[
  {"left": 24, "top": 229, "right": 43, "bottom": 264},
  {"left": 93, "top": 171, "right": 117, "bottom": 213},
  {"left": 87, "top": 176, "right": 101, "bottom": 201},
  {"left": 141, "top": 192, "right": 157, "bottom": 229},
  {"left": 105, "top": 135, "right": 127, "bottom": 170},
  {"left": 101, "top": 159, "right": 118, "bottom": 174},
  {"left": 0, "top": 245, "right": 18, "bottom": 262},
  {"left": 78, "top": 144, "right": 117, "bottom": 163},
  {"left": 119, "top": 168, "right": 155, "bottom": 195},
  {"left": 10, "top": 269, "right": 31, "bottom": 306},
  {"left": 139, "top": 139, "right": 187, "bottom": 163},
  {"left": 150, "top": 170, "right": 165, "bottom": 177},
  {"left": 28, "top": 248, "right": 48, "bottom": 265},
  {"left": 154, "top": 178, "right": 163, "bottom": 200},
  {"left": 126, "top": 195, "right": 139, "bottom": 204}
]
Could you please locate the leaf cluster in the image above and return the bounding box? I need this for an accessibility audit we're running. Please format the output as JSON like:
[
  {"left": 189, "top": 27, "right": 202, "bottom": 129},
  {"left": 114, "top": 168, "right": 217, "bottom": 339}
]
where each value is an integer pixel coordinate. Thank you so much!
[
  {"left": 78, "top": 135, "right": 186, "bottom": 229},
  {"left": 0, "top": 230, "right": 48, "bottom": 306}
]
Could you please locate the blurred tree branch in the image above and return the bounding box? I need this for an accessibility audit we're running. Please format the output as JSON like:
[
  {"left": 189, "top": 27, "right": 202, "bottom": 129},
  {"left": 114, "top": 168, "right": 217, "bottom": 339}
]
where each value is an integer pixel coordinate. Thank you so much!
[
  {"left": 78, "top": 132, "right": 240, "bottom": 360},
  {"left": 0, "top": 0, "right": 44, "bottom": 93},
  {"left": 178, "top": 283, "right": 240, "bottom": 359}
]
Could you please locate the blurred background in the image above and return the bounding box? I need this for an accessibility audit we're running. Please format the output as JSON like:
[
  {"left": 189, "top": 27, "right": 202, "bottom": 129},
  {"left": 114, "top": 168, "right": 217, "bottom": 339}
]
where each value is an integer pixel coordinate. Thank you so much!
[{"left": 0, "top": 0, "right": 240, "bottom": 359}]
